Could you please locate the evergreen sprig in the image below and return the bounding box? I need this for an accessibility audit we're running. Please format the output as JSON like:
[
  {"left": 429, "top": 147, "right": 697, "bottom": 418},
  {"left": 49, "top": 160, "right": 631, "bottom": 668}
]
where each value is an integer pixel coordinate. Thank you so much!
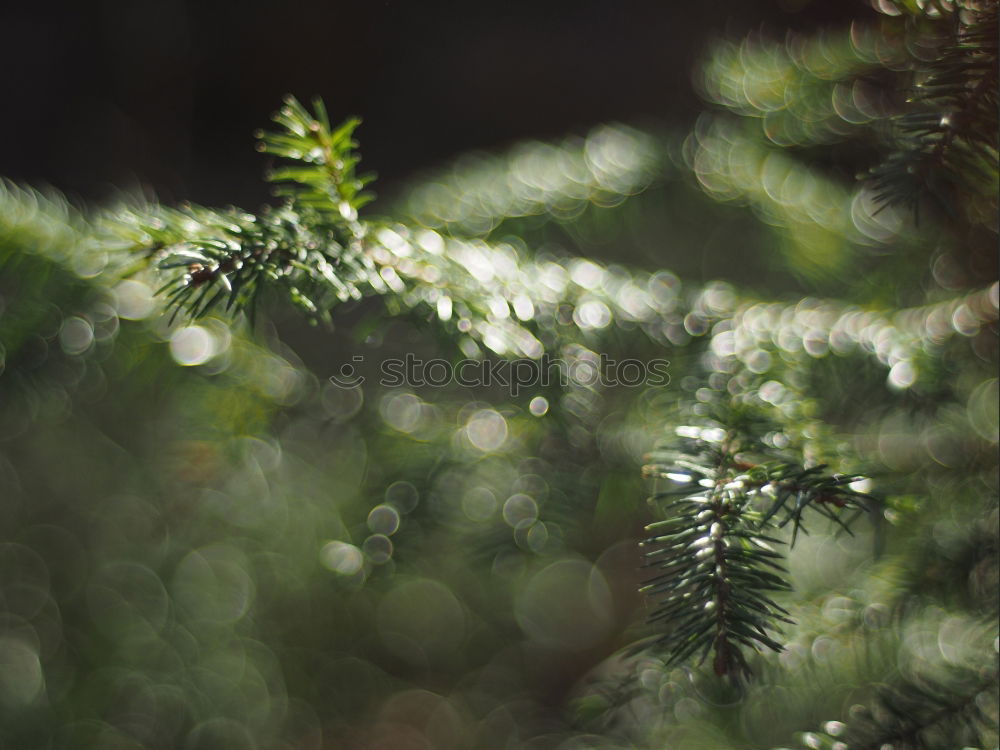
[
  {"left": 256, "top": 95, "right": 374, "bottom": 223},
  {"left": 128, "top": 203, "right": 377, "bottom": 324},
  {"left": 115, "top": 96, "right": 380, "bottom": 324},
  {"left": 640, "top": 402, "right": 874, "bottom": 680},
  {"left": 93, "top": 95, "right": 996, "bottom": 367}
]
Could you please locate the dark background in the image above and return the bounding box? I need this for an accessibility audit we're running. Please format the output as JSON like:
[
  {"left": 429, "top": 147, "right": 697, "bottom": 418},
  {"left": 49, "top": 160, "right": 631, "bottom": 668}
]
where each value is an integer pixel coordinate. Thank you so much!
[{"left": 1, "top": 0, "right": 864, "bottom": 210}]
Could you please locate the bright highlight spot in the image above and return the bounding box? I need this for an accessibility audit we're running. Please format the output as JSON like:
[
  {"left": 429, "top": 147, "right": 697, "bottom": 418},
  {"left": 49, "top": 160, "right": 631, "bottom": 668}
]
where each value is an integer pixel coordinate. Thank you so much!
[
  {"left": 59, "top": 316, "right": 94, "bottom": 355},
  {"left": 114, "top": 280, "right": 155, "bottom": 320},
  {"left": 320, "top": 541, "right": 364, "bottom": 575},
  {"left": 528, "top": 396, "right": 549, "bottom": 416},
  {"left": 466, "top": 409, "right": 508, "bottom": 452},
  {"left": 502, "top": 494, "right": 538, "bottom": 528},
  {"left": 368, "top": 504, "right": 402, "bottom": 536},
  {"left": 169, "top": 325, "right": 216, "bottom": 366},
  {"left": 0, "top": 638, "right": 43, "bottom": 707}
]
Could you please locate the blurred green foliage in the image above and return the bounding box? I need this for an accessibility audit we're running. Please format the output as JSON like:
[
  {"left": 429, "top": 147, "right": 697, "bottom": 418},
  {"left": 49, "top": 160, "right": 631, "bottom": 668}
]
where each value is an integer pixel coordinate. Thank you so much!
[{"left": 0, "top": 1, "right": 996, "bottom": 749}]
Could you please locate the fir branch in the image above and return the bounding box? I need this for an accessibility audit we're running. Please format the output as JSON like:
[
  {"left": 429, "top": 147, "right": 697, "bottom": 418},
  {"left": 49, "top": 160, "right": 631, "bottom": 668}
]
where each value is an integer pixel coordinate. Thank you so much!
[
  {"left": 139, "top": 201, "right": 380, "bottom": 324},
  {"left": 88, "top": 98, "right": 999, "bottom": 368},
  {"left": 104, "top": 97, "right": 380, "bottom": 324},
  {"left": 787, "top": 657, "right": 999, "bottom": 750},
  {"left": 868, "top": 2, "right": 999, "bottom": 217},
  {"left": 639, "top": 401, "right": 875, "bottom": 680},
  {"left": 704, "top": 283, "right": 999, "bottom": 393},
  {"left": 396, "top": 123, "right": 663, "bottom": 237},
  {"left": 256, "top": 95, "right": 374, "bottom": 224},
  {"left": 687, "top": 116, "right": 911, "bottom": 277},
  {"left": 698, "top": 26, "right": 902, "bottom": 148},
  {"left": 7, "top": 170, "right": 995, "bottom": 382}
]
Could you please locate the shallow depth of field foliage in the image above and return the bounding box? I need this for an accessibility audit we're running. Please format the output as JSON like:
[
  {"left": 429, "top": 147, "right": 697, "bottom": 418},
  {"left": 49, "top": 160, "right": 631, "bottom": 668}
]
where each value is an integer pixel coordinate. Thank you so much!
[{"left": 0, "top": 2, "right": 997, "bottom": 749}]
